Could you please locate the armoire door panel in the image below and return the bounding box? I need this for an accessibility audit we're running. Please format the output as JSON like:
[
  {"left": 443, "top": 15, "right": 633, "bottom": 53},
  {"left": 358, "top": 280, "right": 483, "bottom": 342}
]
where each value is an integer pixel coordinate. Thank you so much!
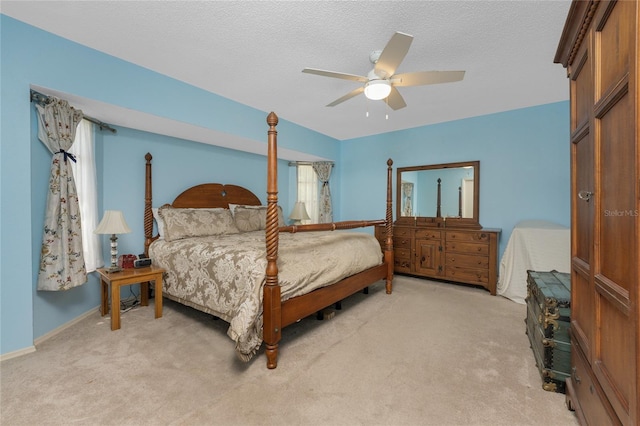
[
  {"left": 571, "top": 266, "right": 593, "bottom": 358},
  {"left": 572, "top": 46, "right": 592, "bottom": 130},
  {"left": 572, "top": 131, "right": 594, "bottom": 266},
  {"left": 595, "top": 0, "right": 632, "bottom": 99},
  {"left": 594, "top": 294, "right": 632, "bottom": 424},
  {"left": 592, "top": 5, "right": 637, "bottom": 422},
  {"left": 599, "top": 93, "right": 635, "bottom": 290}
]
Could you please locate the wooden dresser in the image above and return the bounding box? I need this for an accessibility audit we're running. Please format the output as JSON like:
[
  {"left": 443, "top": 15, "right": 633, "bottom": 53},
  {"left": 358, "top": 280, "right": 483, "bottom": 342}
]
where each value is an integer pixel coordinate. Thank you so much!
[
  {"left": 376, "top": 225, "right": 500, "bottom": 295},
  {"left": 555, "top": 1, "right": 639, "bottom": 424}
]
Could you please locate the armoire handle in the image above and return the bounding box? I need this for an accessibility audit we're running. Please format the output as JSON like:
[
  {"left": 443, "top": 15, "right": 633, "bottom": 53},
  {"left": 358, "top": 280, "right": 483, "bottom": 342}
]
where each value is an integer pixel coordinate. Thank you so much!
[{"left": 578, "top": 190, "right": 593, "bottom": 202}]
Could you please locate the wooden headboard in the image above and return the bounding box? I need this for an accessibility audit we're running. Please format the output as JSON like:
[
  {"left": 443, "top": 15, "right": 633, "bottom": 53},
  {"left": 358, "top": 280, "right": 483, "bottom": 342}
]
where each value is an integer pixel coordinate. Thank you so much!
[
  {"left": 143, "top": 153, "right": 262, "bottom": 255},
  {"left": 171, "top": 183, "right": 261, "bottom": 208}
]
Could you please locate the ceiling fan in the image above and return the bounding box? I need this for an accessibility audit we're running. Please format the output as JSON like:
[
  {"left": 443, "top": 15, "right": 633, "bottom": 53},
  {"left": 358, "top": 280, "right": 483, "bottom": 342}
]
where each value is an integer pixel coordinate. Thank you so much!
[{"left": 302, "top": 31, "right": 465, "bottom": 110}]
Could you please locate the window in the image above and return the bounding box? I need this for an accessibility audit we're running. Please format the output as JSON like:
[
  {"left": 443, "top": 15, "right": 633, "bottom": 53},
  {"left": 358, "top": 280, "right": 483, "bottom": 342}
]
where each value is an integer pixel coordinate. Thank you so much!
[
  {"left": 69, "top": 119, "right": 102, "bottom": 272},
  {"left": 296, "top": 164, "right": 318, "bottom": 224}
]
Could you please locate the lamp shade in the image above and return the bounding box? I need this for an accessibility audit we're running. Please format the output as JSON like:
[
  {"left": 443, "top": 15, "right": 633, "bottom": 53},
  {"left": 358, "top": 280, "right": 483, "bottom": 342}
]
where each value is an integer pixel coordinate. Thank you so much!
[
  {"left": 94, "top": 210, "right": 131, "bottom": 234},
  {"left": 364, "top": 80, "right": 392, "bottom": 101},
  {"left": 289, "top": 202, "right": 311, "bottom": 221}
]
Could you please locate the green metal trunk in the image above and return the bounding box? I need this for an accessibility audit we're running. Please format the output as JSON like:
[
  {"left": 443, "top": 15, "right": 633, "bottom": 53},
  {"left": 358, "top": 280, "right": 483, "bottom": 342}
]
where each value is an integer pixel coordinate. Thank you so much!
[{"left": 525, "top": 270, "right": 571, "bottom": 393}]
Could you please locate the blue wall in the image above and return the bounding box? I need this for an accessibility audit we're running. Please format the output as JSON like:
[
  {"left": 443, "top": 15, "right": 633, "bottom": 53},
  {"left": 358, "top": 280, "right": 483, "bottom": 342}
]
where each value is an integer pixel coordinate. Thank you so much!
[
  {"left": 340, "top": 101, "right": 571, "bottom": 256},
  {"left": 1, "top": 15, "right": 570, "bottom": 357},
  {"left": 0, "top": 16, "right": 339, "bottom": 356}
]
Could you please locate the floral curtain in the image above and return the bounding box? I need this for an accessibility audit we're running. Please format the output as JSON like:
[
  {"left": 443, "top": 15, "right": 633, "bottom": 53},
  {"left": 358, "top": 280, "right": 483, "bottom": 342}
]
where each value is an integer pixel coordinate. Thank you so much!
[
  {"left": 312, "top": 162, "right": 333, "bottom": 223},
  {"left": 36, "top": 98, "right": 87, "bottom": 291}
]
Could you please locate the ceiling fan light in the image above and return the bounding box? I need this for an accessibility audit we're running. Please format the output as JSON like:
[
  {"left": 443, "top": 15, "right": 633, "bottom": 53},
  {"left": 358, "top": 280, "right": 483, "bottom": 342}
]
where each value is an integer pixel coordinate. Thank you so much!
[{"left": 364, "top": 80, "right": 391, "bottom": 100}]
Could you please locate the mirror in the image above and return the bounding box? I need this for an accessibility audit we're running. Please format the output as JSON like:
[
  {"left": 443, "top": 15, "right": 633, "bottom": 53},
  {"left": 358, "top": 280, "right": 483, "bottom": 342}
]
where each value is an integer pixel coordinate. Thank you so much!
[{"left": 396, "top": 161, "right": 480, "bottom": 228}]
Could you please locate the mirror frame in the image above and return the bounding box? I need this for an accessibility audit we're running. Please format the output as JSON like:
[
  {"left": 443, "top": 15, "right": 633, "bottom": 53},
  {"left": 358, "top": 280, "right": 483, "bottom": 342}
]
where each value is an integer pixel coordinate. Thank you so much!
[{"left": 395, "top": 160, "right": 481, "bottom": 229}]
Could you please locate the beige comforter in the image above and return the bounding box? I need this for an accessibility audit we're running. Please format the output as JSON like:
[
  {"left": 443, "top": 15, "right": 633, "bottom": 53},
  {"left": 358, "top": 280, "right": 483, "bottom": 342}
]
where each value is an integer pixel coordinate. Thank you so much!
[{"left": 149, "top": 230, "right": 382, "bottom": 360}]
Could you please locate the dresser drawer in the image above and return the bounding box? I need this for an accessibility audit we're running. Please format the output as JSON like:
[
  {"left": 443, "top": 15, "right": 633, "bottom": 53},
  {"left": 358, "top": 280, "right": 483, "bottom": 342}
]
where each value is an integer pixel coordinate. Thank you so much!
[
  {"left": 393, "top": 227, "right": 412, "bottom": 238},
  {"left": 445, "top": 267, "right": 489, "bottom": 285},
  {"left": 394, "top": 237, "right": 412, "bottom": 249},
  {"left": 446, "top": 231, "right": 491, "bottom": 243},
  {"left": 415, "top": 229, "right": 441, "bottom": 240},
  {"left": 394, "top": 248, "right": 410, "bottom": 260},
  {"left": 445, "top": 253, "right": 489, "bottom": 269},
  {"left": 394, "top": 248, "right": 411, "bottom": 273},
  {"left": 445, "top": 241, "right": 489, "bottom": 255},
  {"left": 394, "top": 256, "right": 411, "bottom": 273},
  {"left": 568, "top": 342, "right": 620, "bottom": 425}
]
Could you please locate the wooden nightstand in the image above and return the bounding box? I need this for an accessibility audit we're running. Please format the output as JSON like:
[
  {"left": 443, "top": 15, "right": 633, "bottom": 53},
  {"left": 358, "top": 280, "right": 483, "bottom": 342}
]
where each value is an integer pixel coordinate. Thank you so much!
[{"left": 96, "top": 266, "right": 165, "bottom": 330}]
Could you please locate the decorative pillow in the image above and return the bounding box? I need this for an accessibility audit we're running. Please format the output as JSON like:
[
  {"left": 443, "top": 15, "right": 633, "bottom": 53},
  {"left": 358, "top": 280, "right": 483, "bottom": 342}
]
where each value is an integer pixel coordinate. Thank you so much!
[
  {"left": 152, "top": 208, "right": 166, "bottom": 239},
  {"left": 158, "top": 206, "right": 239, "bottom": 241},
  {"left": 233, "top": 205, "right": 285, "bottom": 232}
]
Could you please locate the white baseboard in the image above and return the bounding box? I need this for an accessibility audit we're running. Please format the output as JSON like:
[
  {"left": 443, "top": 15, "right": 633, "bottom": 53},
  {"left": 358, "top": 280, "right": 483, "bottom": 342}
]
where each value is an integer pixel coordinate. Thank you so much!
[
  {"left": 0, "top": 345, "right": 36, "bottom": 362},
  {"left": 1, "top": 306, "right": 99, "bottom": 362},
  {"left": 34, "top": 306, "right": 99, "bottom": 347}
]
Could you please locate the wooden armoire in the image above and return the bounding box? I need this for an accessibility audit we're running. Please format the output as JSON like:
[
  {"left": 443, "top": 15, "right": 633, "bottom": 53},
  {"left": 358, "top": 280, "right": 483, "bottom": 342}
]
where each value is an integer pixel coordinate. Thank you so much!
[{"left": 555, "top": 1, "right": 639, "bottom": 425}]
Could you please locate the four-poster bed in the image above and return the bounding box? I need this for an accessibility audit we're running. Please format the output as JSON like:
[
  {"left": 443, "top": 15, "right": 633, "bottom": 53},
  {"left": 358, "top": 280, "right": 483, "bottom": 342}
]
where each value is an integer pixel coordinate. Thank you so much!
[{"left": 143, "top": 112, "right": 394, "bottom": 369}]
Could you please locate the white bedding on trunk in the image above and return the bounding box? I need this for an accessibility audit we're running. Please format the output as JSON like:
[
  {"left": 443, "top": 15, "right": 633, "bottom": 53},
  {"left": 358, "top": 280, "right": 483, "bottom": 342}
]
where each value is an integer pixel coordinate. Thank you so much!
[{"left": 497, "top": 220, "right": 570, "bottom": 304}]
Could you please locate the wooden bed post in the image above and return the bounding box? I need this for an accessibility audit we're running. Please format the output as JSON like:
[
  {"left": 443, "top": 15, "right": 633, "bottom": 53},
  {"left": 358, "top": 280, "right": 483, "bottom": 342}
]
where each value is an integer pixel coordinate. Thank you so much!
[
  {"left": 385, "top": 158, "right": 394, "bottom": 294},
  {"left": 144, "top": 153, "right": 154, "bottom": 258},
  {"left": 264, "top": 112, "right": 282, "bottom": 369}
]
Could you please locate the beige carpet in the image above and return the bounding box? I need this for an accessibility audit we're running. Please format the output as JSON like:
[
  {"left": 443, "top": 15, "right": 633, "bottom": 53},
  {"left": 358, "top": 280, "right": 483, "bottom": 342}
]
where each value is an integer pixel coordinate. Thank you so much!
[{"left": 1, "top": 275, "right": 578, "bottom": 426}]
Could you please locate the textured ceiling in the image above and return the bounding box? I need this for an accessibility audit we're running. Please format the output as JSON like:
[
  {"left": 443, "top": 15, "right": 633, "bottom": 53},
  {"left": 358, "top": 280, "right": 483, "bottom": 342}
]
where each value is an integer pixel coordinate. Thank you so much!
[{"left": 4, "top": 1, "right": 571, "bottom": 141}]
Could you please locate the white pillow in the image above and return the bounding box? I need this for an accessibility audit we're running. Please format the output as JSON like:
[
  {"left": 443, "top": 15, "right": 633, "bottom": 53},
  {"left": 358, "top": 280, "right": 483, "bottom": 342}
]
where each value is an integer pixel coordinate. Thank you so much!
[
  {"left": 152, "top": 208, "right": 165, "bottom": 239},
  {"left": 228, "top": 203, "right": 240, "bottom": 217}
]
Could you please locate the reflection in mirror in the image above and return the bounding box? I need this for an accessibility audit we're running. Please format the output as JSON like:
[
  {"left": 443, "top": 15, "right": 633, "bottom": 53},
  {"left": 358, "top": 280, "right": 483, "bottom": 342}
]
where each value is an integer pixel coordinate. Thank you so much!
[
  {"left": 401, "top": 182, "right": 414, "bottom": 216},
  {"left": 401, "top": 167, "right": 474, "bottom": 218},
  {"left": 396, "top": 161, "right": 480, "bottom": 228}
]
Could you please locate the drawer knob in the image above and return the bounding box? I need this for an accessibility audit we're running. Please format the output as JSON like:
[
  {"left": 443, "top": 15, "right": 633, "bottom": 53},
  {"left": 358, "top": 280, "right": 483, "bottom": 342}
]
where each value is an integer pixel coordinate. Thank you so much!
[{"left": 571, "top": 367, "right": 581, "bottom": 384}]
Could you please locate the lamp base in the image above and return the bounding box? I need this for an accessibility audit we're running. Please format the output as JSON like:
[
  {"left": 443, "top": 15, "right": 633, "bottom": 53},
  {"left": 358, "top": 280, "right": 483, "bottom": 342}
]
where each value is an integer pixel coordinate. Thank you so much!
[{"left": 106, "top": 234, "right": 121, "bottom": 273}]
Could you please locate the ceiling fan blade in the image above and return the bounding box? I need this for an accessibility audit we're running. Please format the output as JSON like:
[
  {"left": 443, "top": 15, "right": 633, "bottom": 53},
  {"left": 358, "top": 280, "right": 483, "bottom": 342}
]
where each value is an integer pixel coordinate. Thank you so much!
[
  {"left": 302, "top": 68, "right": 367, "bottom": 82},
  {"left": 326, "top": 87, "right": 365, "bottom": 107},
  {"left": 374, "top": 32, "right": 413, "bottom": 78},
  {"left": 386, "top": 87, "right": 407, "bottom": 110},
  {"left": 393, "top": 70, "right": 465, "bottom": 87}
]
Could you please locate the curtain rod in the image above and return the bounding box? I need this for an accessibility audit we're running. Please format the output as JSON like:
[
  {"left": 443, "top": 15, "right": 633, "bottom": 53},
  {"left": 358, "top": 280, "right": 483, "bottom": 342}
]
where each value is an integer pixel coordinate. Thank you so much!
[
  {"left": 30, "top": 89, "right": 117, "bottom": 134},
  {"left": 288, "top": 161, "right": 334, "bottom": 166}
]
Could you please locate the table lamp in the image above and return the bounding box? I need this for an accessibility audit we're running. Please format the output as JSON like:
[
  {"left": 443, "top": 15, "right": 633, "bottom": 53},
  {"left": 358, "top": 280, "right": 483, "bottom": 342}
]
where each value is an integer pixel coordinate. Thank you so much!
[
  {"left": 289, "top": 201, "right": 310, "bottom": 225},
  {"left": 95, "top": 210, "right": 131, "bottom": 273}
]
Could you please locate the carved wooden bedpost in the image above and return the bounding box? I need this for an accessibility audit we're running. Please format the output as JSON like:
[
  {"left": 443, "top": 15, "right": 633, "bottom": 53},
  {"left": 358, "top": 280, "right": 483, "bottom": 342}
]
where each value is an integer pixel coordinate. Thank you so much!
[
  {"left": 144, "top": 153, "right": 154, "bottom": 258},
  {"left": 264, "top": 112, "right": 282, "bottom": 369},
  {"left": 385, "top": 158, "right": 394, "bottom": 294},
  {"left": 436, "top": 178, "right": 442, "bottom": 218}
]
